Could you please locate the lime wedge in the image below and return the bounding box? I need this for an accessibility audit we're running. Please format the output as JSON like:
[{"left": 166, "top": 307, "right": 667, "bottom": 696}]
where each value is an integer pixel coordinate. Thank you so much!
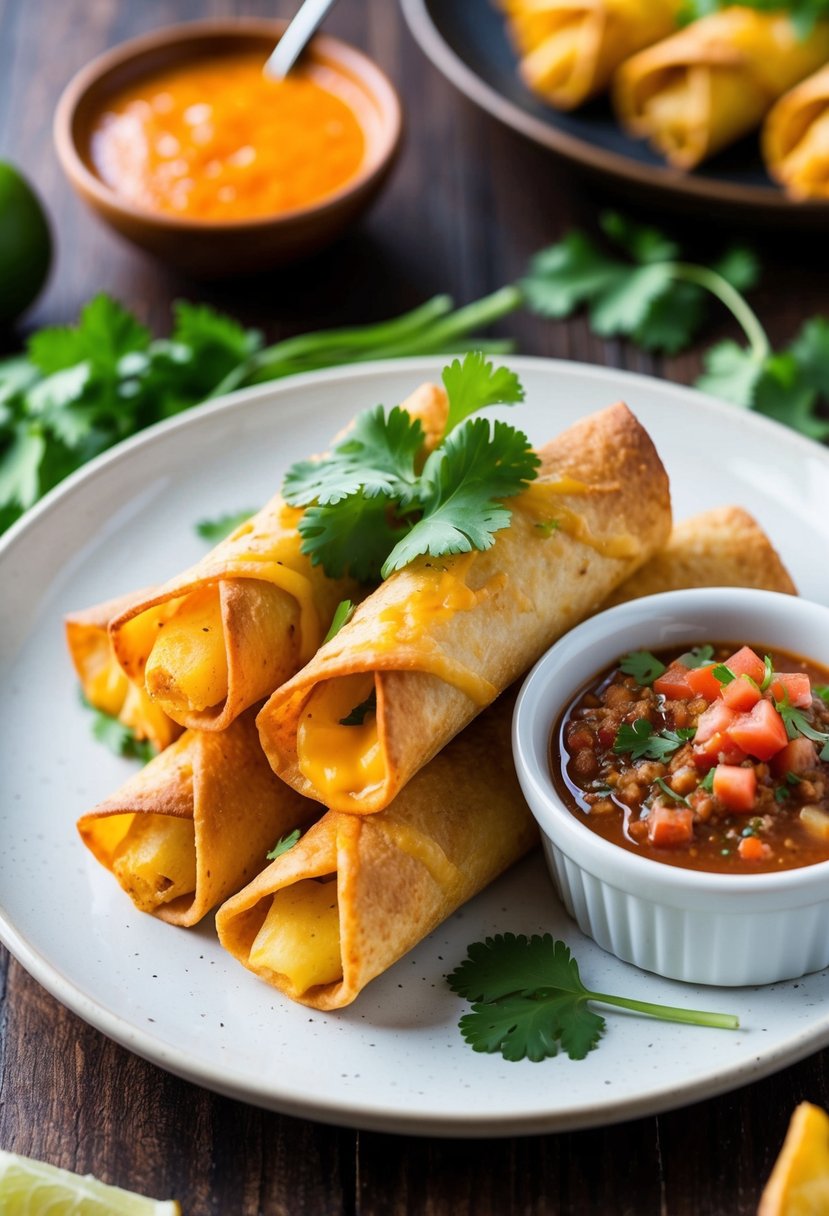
[
  {"left": 0, "top": 1150, "right": 181, "bottom": 1214},
  {"left": 0, "top": 161, "right": 52, "bottom": 326}
]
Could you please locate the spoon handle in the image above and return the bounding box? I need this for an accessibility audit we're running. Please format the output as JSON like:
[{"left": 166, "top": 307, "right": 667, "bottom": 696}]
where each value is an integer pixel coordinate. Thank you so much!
[{"left": 264, "top": 0, "right": 341, "bottom": 80}]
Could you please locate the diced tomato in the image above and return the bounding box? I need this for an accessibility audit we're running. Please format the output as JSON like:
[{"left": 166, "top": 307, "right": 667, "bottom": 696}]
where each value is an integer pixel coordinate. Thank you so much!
[
  {"left": 722, "top": 646, "right": 766, "bottom": 685},
  {"left": 727, "top": 699, "right": 788, "bottom": 762},
  {"left": 768, "top": 672, "right": 812, "bottom": 709},
  {"left": 647, "top": 803, "right": 695, "bottom": 849},
  {"left": 693, "top": 732, "right": 749, "bottom": 770},
  {"left": 721, "top": 675, "right": 763, "bottom": 713},
  {"left": 685, "top": 663, "right": 723, "bottom": 702},
  {"left": 771, "top": 737, "right": 818, "bottom": 777},
  {"left": 712, "top": 764, "right": 757, "bottom": 813},
  {"left": 737, "top": 835, "right": 773, "bottom": 863},
  {"left": 695, "top": 700, "right": 739, "bottom": 744},
  {"left": 653, "top": 662, "right": 695, "bottom": 700}
]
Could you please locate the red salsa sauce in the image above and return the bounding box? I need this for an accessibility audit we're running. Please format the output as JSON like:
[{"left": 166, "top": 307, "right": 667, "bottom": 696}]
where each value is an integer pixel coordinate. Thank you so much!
[{"left": 552, "top": 642, "right": 829, "bottom": 874}]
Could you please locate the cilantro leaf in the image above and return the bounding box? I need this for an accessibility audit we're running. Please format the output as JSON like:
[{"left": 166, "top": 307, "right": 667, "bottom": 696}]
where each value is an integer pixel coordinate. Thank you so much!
[
  {"left": 284, "top": 405, "right": 425, "bottom": 507},
  {"left": 613, "top": 719, "right": 692, "bottom": 762},
  {"left": 653, "top": 777, "right": 691, "bottom": 807},
  {"left": 266, "top": 828, "right": 301, "bottom": 861},
  {"left": 679, "top": 645, "right": 715, "bottom": 669},
  {"left": 700, "top": 768, "right": 716, "bottom": 792},
  {"left": 441, "top": 351, "right": 524, "bottom": 435},
  {"left": 0, "top": 423, "right": 46, "bottom": 510},
  {"left": 79, "top": 692, "right": 156, "bottom": 763},
  {"left": 696, "top": 342, "right": 764, "bottom": 408},
  {"left": 790, "top": 317, "right": 829, "bottom": 399},
  {"left": 589, "top": 263, "right": 676, "bottom": 338},
  {"left": 714, "top": 247, "right": 761, "bottom": 294},
  {"left": 814, "top": 685, "right": 829, "bottom": 704},
  {"left": 600, "top": 211, "right": 680, "bottom": 264},
  {"left": 339, "top": 690, "right": 376, "bottom": 726},
  {"left": 380, "top": 418, "right": 539, "bottom": 577},
  {"left": 448, "top": 934, "right": 738, "bottom": 1064},
  {"left": 323, "top": 599, "right": 356, "bottom": 644},
  {"left": 773, "top": 695, "right": 829, "bottom": 758},
  {"left": 195, "top": 510, "right": 254, "bottom": 543},
  {"left": 712, "top": 663, "right": 735, "bottom": 685},
  {"left": 29, "top": 294, "right": 150, "bottom": 375},
  {"left": 299, "top": 490, "right": 407, "bottom": 583},
  {"left": 520, "top": 233, "right": 624, "bottom": 319},
  {"left": 753, "top": 353, "right": 829, "bottom": 441},
  {"left": 682, "top": 0, "right": 829, "bottom": 37},
  {"left": 619, "top": 650, "right": 666, "bottom": 685}
]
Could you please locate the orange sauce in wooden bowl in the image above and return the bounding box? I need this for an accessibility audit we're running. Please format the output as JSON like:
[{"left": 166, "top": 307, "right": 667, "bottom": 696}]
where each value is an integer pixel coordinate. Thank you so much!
[{"left": 89, "top": 52, "right": 367, "bottom": 222}]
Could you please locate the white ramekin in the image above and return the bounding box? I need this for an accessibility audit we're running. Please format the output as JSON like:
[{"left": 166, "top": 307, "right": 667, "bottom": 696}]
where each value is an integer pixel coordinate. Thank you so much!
[{"left": 513, "top": 588, "right": 829, "bottom": 987}]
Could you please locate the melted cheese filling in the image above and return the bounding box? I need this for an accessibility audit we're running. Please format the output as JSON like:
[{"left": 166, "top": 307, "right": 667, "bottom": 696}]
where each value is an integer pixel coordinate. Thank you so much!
[
  {"left": 144, "top": 584, "right": 229, "bottom": 713},
  {"left": 249, "top": 879, "right": 342, "bottom": 993},
  {"left": 297, "top": 674, "right": 385, "bottom": 806}
]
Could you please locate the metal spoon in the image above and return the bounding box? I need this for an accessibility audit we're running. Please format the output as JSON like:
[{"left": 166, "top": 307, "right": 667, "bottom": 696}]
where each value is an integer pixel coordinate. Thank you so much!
[{"left": 264, "top": 0, "right": 341, "bottom": 79}]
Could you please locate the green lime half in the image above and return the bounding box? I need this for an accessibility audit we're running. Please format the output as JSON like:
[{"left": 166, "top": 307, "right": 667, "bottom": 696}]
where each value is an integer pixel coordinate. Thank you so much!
[{"left": 0, "top": 161, "right": 52, "bottom": 326}]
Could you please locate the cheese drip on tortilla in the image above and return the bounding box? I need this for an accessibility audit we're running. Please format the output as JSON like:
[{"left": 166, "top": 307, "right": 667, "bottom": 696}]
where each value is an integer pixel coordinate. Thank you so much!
[{"left": 249, "top": 879, "right": 342, "bottom": 994}]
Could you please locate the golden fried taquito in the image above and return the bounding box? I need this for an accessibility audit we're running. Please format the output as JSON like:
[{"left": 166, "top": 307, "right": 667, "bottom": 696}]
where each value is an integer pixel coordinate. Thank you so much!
[
  {"left": 603, "top": 505, "right": 796, "bottom": 607},
  {"left": 77, "top": 707, "right": 318, "bottom": 926},
  {"left": 217, "top": 695, "right": 537, "bottom": 1009},
  {"left": 108, "top": 383, "right": 449, "bottom": 734},
  {"left": 763, "top": 64, "right": 829, "bottom": 198},
  {"left": 614, "top": 9, "right": 829, "bottom": 169},
  {"left": 66, "top": 590, "right": 181, "bottom": 752},
  {"left": 256, "top": 403, "right": 671, "bottom": 816},
  {"left": 502, "top": 0, "right": 680, "bottom": 110}
]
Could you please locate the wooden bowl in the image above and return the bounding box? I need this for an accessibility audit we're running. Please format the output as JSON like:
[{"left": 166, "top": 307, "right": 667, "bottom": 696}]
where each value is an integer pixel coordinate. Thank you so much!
[{"left": 54, "top": 19, "right": 403, "bottom": 276}]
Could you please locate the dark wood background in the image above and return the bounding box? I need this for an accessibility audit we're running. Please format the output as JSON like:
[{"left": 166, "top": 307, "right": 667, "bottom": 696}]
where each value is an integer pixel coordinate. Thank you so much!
[{"left": 2, "top": 1, "right": 829, "bottom": 1212}]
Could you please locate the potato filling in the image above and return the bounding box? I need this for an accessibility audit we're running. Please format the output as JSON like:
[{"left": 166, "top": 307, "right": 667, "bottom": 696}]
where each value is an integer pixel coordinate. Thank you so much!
[
  {"left": 145, "top": 585, "right": 228, "bottom": 713},
  {"left": 249, "top": 879, "right": 342, "bottom": 993},
  {"left": 111, "top": 815, "right": 197, "bottom": 913}
]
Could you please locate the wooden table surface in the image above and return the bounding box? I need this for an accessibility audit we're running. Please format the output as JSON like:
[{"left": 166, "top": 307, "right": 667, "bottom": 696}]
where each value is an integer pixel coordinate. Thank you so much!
[{"left": 2, "top": 1, "right": 829, "bottom": 1213}]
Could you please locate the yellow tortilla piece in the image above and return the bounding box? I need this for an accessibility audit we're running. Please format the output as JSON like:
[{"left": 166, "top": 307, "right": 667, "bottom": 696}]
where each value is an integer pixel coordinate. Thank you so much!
[
  {"left": 256, "top": 402, "right": 672, "bottom": 815},
  {"left": 65, "top": 589, "right": 181, "bottom": 752},
  {"left": 501, "top": 0, "right": 680, "bottom": 110},
  {"left": 216, "top": 695, "right": 538, "bottom": 1009},
  {"left": 603, "top": 505, "right": 796, "bottom": 606},
  {"left": 77, "top": 707, "right": 318, "bottom": 926},
  {"left": 108, "top": 383, "right": 449, "bottom": 733},
  {"left": 764, "top": 64, "right": 829, "bottom": 199},
  {"left": 614, "top": 10, "right": 829, "bottom": 169},
  {"left": 759, "top": 1103, "right": 829, "bottom": 1216}
]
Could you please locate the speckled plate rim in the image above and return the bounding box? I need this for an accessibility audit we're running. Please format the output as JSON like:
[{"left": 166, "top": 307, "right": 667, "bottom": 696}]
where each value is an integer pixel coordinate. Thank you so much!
[
  {"left": 2, "top": 356, "right": 829, "bottom": 1138},
  {"left": 400, "top": 0, "right": 829, "bottom": 215}
]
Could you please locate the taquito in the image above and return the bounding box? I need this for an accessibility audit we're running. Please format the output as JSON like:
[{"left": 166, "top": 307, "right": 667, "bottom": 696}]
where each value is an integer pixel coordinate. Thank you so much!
[
  {"left": 256, "top": 402, "right": 671, "bottom": 815},
  {"left": 77, "top": 707, "right": 317, "bottom": 926},
  {"left": 763, "top": 64, "right": 829, "bottom": 198},
  {"left": 501, "top": 0, "right": 680, "bottom": 110},
  {"left": 613, "top": 9, "right": 829, "bottom": 169},
  {"left": 602, "top": 505, "right": 796, "bottom": 607},
  {"left": 66, "top": 590, "right": 181, "bottom": 752},
  {"left": 216, "top": 695, "right": 537, "bottom": 1010},
  {"left": 108, "top": 383, "right": 449, "bottom": 734}
]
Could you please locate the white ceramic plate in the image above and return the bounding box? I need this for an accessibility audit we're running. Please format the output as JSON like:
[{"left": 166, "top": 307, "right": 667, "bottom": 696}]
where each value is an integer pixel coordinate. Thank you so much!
[{"left": 2, "top": 357, "right": 829, "bottom": 1138}]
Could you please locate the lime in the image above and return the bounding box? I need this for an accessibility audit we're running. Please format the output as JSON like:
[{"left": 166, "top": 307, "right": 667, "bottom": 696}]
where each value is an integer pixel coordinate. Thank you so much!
[
  {"left": 0, "top": 1149, "right": 181, "bottom": 1215},
  {"left": 0, "top": 162, "right": 52, "bottom": 326}
]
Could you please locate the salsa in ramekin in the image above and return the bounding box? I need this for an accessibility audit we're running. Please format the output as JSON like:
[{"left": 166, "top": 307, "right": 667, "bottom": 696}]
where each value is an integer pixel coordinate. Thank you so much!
[{"left": 553, "top": 642, "right": 829, "bottom": 874}]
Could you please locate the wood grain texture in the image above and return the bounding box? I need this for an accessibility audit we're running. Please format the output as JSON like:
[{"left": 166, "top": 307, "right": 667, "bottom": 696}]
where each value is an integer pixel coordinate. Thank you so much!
[{"left": 2, "top": 0, "right": 829, "bottom": 1213}]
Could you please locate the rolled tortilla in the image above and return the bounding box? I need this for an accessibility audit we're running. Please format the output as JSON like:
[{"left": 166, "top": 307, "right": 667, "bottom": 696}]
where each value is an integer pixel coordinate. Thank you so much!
[
  {"left": 602, "top": 505, "right": 796, "bottom": 607},
  {"left": 108, "top": 383, "right": 449, "bottom": 734},
  {"left": 613, "top": 9, "right": 829, "bottom": 169},
  {"left": 256, "top": 402, "right": 672, "bottom": 815},
  {"left": 216, "top": 695, "right": 537, "bottom": 1009},
  {"left": 77, "top": 707, "right": 318, "bottom": 926},
  {"left": 66, "top": 590, "right": 181, "bottom": 752},
  {"left": 763, "top": 64, "right": 829, "bottom": 198},
  {"left": 501, "top": 0, "right": 680, "bottom": 110}
]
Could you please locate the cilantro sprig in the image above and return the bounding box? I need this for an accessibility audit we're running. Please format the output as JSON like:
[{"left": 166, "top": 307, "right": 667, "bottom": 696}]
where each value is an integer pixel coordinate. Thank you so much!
[
  {"left": 619, "top": 650, "right": 666, "bottom": 685},
  {"left": 266, "top": 828, "right": 301, "bottom": 861},
  {"left": 773, "top": 695, "right": 829, "bottom": 761},
  {"left": 195, "top": 510, "right": 254, "bottom": 543},
  {"left": 79, "top": 691, "right": 156, "bottom": 764},
  {"left": 448, "top": 935, "right": 738, "bottom": 1063},
  {"left": 284, "top": 354, "right": 538, "bottom": 582},
  {"left": 613, "top": 718, "right": 694, "bottom": 761}
]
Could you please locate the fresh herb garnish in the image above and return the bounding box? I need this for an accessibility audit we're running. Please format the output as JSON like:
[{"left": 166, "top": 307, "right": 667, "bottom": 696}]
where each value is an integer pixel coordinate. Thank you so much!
[
  {"left": 285, "top": 354, "right": 539, "bottom": 582},
  {"left": 619, "top": 650, "right": 666, "bottom": 686},
  {"left": 447, "top": 934, "right": 738, "bottom": 1062},
  {"left": 613, "top": 719, "right": 694, "bottom": 761},
  {"left": 712, "top": 663, "right": 736, "bottom": 685},
  {"left": 266, "top": 828, "right": 301, "bottom": 861},
  {"left": 760, "top": 655, "right": 775, "bottom": 692},
  {"left": 700, "top": 768, "right": 716, "bottom": 792},
  {"left": 815, "top": 685, "right": 829, "bottom": 704},
  {"left": 681, "top": 0, "right": 829, "bottom": 38},
  {"left": 773, "top": 695, "right": 829, "bottom": 760},
  {"left": 339, "top": 690, "right": 377, "bottom": 727},
  {"left": 323, "top": 599, "right": 356, "bottom": 644},
  {"left": 195, "top": 510, "right": 254, "bottom": 543},
  {"left": 79, "top": 691, "right": 156, "bottom": 763},
  {"left": 653, "top": 777, "right": 692, "bottom": 807},
  {"left": 534, "top": 519, "right": 560, "bottom": 536},
  {"left": 679, "top": 644, "right": 715, "bottom": 669}
]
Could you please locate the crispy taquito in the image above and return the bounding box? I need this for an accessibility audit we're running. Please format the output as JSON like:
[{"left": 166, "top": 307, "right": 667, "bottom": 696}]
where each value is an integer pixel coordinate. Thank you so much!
[
  {"left": 108, "top": 383, "right": 449, "bottom": 734},
  {"left": 614, "top": 9, "right": 829, "bottom": 169},
  {"left": 763, "top": 64, "right": 829, "bottom": 198},
  {"left": 77, "top": 707, "right": 318, "bottom": 926},
  {"left": 502, "top": 0, "right": 680, "bottom": 110},
  {"left": 66, "top": 590, "right": 181, "bottom": 752},
  {"left": 256, "top": 403, "right": 672, "bottom": 815},
  {"left": 216, "top": 695, "right": 536, "bottom": 1009}
]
